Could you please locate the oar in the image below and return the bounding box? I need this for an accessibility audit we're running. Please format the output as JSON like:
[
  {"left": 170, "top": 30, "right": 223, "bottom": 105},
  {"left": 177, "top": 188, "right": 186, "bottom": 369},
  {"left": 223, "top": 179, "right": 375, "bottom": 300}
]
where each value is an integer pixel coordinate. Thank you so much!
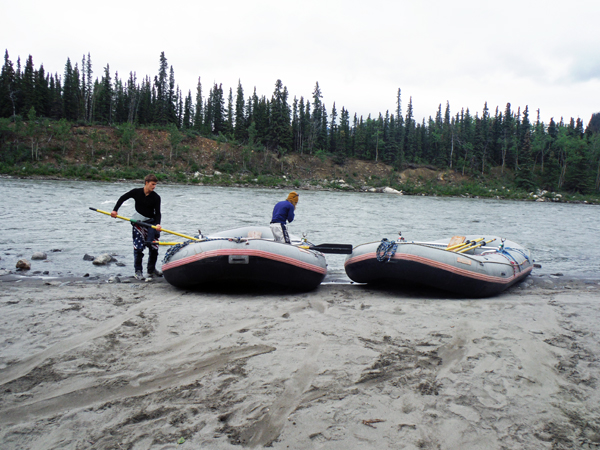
[
  {"left": 450, "top": 238, "right": 485, "bottom": 252},
  {"left": 447, "top": 237, "right": 484, "bottom": 252},
  {"left": 455, "top": 239, "right": 484, "bottom": 254},
  {"left": 457, "top": 238, "right": 496, "bottom": 254},
  {"left": 152, "top": 240, "right": 352, "bottom": 253},
  {"left": 90, "top": 207, "right": 201, "bottom": 242},
  {"left": 299, "top": 243, "right": 353, "bottom": 254}
]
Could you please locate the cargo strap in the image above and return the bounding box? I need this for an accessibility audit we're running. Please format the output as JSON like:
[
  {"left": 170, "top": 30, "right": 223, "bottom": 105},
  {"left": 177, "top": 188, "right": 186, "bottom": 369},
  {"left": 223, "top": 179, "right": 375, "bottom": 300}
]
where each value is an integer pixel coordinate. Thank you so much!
[
  {"left": 376, "top": 238, "right": 398, "bottom": 262},
  {"left": 500, "top": 247, "right": 531, "bottom": 266}
]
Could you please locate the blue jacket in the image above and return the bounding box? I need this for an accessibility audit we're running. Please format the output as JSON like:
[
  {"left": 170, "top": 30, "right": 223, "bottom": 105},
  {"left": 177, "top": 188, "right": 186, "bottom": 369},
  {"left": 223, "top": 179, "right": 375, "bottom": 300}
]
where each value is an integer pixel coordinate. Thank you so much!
[{"left": 271, "top": 200, "right": 295, "bottom": 224}]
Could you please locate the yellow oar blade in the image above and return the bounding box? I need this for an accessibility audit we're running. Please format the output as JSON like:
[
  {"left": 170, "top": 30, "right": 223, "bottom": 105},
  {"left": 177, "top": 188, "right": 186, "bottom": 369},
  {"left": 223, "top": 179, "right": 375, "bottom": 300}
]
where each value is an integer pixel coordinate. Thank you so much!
[{"left": 446, "top": 235, "right": 466, "bottom": 250}]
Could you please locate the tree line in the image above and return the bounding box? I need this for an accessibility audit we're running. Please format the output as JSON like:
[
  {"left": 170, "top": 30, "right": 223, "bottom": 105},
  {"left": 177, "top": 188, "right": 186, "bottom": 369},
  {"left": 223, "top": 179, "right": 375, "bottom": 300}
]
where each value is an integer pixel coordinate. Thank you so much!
[{"left": 1, "top": 50, "right": 599, "bottom": 194}]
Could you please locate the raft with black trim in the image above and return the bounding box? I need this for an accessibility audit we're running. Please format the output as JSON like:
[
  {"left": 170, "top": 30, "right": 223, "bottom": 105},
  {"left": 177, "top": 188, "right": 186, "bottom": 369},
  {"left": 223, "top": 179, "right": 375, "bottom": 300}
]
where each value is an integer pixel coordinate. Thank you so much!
[
  {"left": 344, "top": 235, "right": 533, "bottom": 297},
  {"left": 161, "top": 226, "right": 327, "bottom": 290}
]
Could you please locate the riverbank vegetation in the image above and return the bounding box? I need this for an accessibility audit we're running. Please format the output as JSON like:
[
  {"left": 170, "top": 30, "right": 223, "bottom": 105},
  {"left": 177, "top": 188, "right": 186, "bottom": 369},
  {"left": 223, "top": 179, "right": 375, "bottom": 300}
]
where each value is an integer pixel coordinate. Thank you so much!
[{"left": 1, "top": 50, "right": 599, "bottom": 204}]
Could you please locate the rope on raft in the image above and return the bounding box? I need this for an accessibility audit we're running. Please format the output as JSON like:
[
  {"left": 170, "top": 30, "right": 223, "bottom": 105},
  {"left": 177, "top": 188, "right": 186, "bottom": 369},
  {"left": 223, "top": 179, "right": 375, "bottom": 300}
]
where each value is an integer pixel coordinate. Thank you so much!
[
  {"left": 500, "top": 247, "right": 531, "bottom": 267},
  {"left": 163, "top": 239, "right": 195, "bottom": 263},
  {"left": 376, "top": 238, "right": 398, "bottom": 262},
  {"left": 163, "top": 236, "right": 247, "bottom": 263}
]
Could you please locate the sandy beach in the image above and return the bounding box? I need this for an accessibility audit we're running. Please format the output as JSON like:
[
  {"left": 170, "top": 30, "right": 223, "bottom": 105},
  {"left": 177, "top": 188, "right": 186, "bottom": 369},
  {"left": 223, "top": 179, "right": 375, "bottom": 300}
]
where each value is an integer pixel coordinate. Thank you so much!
[{"left": 1, "top": 274, "right": 600, "bottom": 450}]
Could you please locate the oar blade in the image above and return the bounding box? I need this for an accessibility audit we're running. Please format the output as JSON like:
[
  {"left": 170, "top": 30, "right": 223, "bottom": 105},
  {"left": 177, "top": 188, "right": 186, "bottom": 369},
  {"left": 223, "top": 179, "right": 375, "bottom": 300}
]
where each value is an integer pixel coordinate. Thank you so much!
[{"left": 309, "top": 243, "right": 353, "bottom": 254}]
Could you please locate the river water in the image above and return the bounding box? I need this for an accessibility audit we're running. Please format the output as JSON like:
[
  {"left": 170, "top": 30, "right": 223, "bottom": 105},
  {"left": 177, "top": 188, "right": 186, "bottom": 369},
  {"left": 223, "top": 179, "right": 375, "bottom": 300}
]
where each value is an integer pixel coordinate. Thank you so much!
[{"left": 1, "top": 178, "right": 598, "bottom": 280}]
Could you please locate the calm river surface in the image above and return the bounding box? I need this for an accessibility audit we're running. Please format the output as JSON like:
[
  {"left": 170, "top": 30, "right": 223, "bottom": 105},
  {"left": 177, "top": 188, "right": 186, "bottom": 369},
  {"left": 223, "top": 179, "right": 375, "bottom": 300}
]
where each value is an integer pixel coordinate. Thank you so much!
[{"left": 1, "top": 178, "right": 598, "bottom": 280}]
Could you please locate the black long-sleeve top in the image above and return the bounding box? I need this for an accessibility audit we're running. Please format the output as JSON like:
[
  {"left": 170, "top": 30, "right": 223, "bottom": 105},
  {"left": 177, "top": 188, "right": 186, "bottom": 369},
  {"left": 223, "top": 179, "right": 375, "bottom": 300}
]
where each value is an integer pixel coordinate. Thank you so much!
[{"left": 113, "top": 188, "right": 161, "bottom": 223}]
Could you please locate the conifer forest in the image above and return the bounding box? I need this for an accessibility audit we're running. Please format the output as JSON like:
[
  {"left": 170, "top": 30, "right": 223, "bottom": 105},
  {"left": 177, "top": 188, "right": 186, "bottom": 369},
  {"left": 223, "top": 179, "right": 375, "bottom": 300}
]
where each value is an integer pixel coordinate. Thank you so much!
[{"left": 1, "top": 50, "right": 599, "bottom": 195}]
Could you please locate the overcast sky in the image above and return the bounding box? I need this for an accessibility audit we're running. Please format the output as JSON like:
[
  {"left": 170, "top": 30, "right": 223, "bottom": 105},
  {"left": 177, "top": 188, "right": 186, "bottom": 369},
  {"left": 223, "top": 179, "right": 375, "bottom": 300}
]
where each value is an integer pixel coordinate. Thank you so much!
[{"left": 3, "top": 0, "right": 599, "bottom": 126}]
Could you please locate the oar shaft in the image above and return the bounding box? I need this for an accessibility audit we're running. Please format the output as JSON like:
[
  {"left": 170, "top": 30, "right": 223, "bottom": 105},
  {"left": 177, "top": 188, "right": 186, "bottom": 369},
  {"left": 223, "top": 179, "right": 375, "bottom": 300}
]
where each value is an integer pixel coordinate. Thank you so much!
[
  {"left": 457, "top": 238, "right": 496, "bottom": 254},
  {"left": 447, "top": 242, "right": 469, "bottom": 251},
  {"left": 153, "top": 228, "right": 199, "bottom": 241},
  {"left": 91, "top": 207, "right": 132, "bottom": 223},
  {"left": 90, "top": 207, "right": 200, "bottom": 241},
  {"left": 457, "top": 242, "right": 480, "bottom": 254}
]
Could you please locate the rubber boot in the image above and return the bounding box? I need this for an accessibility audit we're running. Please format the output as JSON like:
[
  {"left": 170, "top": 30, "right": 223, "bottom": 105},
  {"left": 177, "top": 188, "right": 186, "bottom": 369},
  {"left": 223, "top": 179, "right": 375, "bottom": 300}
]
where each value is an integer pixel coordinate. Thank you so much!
[
  {"left": 134, "top": 249, "right": 144, "bottom": 274},
  {"left": 147, "top": 248, "right": 158, "bottom": 275}
]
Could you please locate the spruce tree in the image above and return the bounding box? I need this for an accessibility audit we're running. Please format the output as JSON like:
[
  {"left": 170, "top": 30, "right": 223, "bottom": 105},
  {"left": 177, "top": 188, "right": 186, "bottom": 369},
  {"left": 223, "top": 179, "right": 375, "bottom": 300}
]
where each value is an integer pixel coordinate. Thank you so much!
[
  {"left": 474, "top": 102, "right": 491, "bottom": 174},
  {"left": 339, "top": 107, "right": 350, "bottom": 156},
  {"left": 14, "top": 56, "right": 23, "bottom": 116},
  {"left": 193, "top": 77, "right": 203, "bottom": 131},
  {"left": 329, "top": 102, "right": 337, "bottom": 154},
  {"left": 298, "top": 96, "right": 309, "bottom": 154},
  {"left": 404, "top": 97, "right": 416, "bottom": 162},
  {"left": 21, "top": 55, "right": 35, "bottom": 116},
  {"left": 126, "top": 72, "right": 139, "bottom": 124},
  {"left": 34, "top": 64, "right": 50, "bottom": 118},
  {"left": 96, "top": 64, "right": 113, "bottom": 124},
  {"left": 0, "top": 51, "right": 17, "bottom": 118},
  {"left": 308, "top": 82, "right": 323, "bottom": 153},
  {"left": 501, "top": 103, "right": 514, "bottom": 173},
  {"left": 234, "top": 79, "right": 246, "bottom": 141},
  {"left": 112, "top": 72, "right": 122, "bottom": 123},
  {"left": 62, "top": 59, "right": 81, "bottom": 121},
  {"left": 182, "top": 90, "right": 193, "bottom": 129},
  {"left": 319, "top": 104, "right": 328, "bottom": 152},
  {"left": 226, "top": 87, "right": 234, "bottom": 134},
  {"left": 154, "top": 52, "right": 169, "bottom": 124},
  {"left": 167, "top": 65, "right": 177, "bottom": 124},
  {"left": 458, "top": 107, "right": 474, "bottom": 174},
  {"left": 586, "top": 113, "right": 600, "bottom": 134},
  {"left": 382, "top": 110, "right": 392, "bottom": 163},
  {"left": 49, "top": 74, "right": 63, "bottom": 120},
  {"left": 176, "top": 86, "right": 183, "bottom": 128},
  {"left": 252, "top": 89, "right": 269, "bottom": 143},
  {"left": 210, "top": 83, "right": 225, "bottom": 134},
  {"left": 267, "top": 79, "right": 292, "bottom": 152},
  {"left": 138, "top": 76, "right": 153, "bottom": 125},
  {"left": 85, "top": 53, "right": 93, "bottom": 122},
  {"left": 354, "top": 115, "right": 366, "bottom": 158},
  {"left": 291, "top": 96, "right": 299, "bottom": 152},
  {"left": 80, "top": 54, "right": 87, "bottom": 121}
]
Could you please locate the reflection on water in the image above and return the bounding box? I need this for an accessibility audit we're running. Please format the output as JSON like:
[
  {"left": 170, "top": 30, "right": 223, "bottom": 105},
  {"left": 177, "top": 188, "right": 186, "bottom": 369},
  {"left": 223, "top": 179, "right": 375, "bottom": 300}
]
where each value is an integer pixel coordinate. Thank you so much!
[{"left": 1, "top": 178, "right": 598, "bottom": 279}]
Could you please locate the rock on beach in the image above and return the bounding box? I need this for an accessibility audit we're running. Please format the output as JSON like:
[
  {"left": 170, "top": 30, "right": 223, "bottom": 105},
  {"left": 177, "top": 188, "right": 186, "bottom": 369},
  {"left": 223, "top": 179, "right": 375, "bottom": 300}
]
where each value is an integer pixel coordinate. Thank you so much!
[
  {"left": 31, "top": 252, "right": 47, "bottom": 260},
  {"left": 92, "top": 254, "right": 113, "bottom": 265},
  {"left": 16, "top": 259, "right": 31, "bottom": 270},
  {"left": 382, "top": 186, "right": 403, "bottom": 194}
]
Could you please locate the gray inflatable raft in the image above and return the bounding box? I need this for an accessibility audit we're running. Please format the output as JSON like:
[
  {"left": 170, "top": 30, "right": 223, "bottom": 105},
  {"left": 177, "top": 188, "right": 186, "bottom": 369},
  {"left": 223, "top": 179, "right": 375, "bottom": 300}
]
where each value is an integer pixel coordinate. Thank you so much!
[
  {"left": 162, "top": 226, "right": 327, "bottom": 291},
  {"left": 345, "top": 235, "right": 533, "bottom": 297}
]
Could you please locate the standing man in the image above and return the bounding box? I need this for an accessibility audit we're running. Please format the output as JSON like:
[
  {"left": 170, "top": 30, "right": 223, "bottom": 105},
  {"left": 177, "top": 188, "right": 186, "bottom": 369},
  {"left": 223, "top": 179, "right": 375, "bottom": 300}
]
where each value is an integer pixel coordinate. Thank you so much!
[
  {"left": 111, "top": 174, "right": 163, "bottom": 280},
  {"left": 270, "top": 191, "right": 298, "bottom": 244}
]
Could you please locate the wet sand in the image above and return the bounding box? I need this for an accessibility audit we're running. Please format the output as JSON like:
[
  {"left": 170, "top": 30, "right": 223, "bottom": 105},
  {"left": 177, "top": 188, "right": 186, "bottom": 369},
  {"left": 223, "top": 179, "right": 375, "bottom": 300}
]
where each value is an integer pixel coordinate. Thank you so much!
[{"left": 1, "top": 274, "right": 600, "bottom": 450}]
